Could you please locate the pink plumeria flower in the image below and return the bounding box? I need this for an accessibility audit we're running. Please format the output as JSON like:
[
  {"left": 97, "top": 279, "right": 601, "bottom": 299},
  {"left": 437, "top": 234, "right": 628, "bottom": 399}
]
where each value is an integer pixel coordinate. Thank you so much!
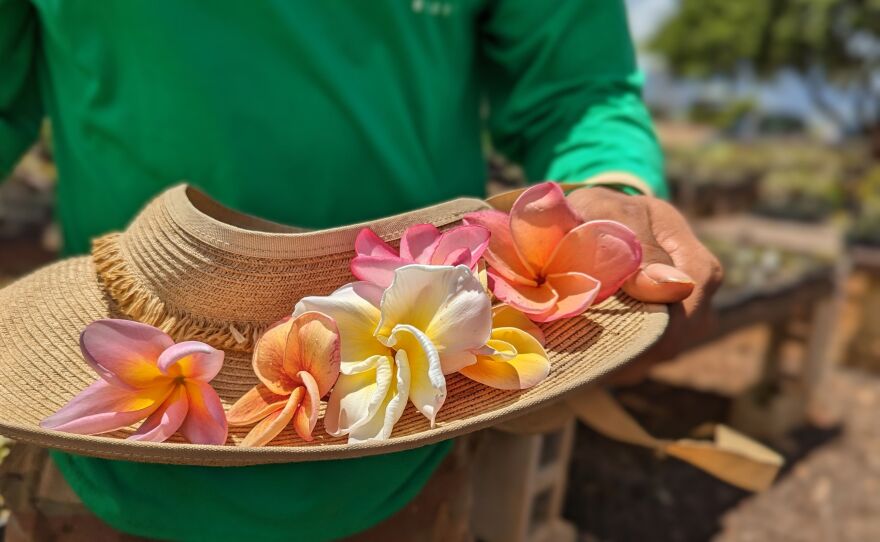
[
  {"left": 463, "top": 182, "right": 642, "bottom": 323},
  {"left": 350, "top": 223, "right": 490, "bottom": 288},
  {"left": 41, "top": 319, "right": 228, "bottom": 445}
]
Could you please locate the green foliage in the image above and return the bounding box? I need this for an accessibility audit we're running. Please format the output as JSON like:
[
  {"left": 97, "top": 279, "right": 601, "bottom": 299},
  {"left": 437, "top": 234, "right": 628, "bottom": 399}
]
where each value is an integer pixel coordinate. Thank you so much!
[{"left": 651, "top": 0, "right": 880, "bottom": 81}]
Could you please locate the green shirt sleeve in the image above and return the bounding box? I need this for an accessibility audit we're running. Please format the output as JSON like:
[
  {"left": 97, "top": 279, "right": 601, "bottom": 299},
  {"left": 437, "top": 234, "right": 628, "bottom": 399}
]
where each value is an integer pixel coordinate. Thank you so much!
[
  {"left": 480, "top": 0, "right": 668, "bottom": 198},
  {"left": 0, "top": 0, "right": 43, "bottom": 176}
]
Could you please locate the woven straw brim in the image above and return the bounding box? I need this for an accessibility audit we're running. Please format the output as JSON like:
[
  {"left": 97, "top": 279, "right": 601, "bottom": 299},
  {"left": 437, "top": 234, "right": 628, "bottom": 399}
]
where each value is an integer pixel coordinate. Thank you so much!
[{"left": 0, "top": 257, "right": 666, "bottom": 466}]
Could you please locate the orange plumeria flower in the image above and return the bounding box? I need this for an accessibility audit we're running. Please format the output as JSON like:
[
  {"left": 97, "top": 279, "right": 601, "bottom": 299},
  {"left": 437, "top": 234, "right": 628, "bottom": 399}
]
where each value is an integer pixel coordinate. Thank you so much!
[
  {"left": 463, "top": 182, "right": 642, "bottom": 322},
  {"left": 226, "top": 312, "right": 340, "bottom": 446}
]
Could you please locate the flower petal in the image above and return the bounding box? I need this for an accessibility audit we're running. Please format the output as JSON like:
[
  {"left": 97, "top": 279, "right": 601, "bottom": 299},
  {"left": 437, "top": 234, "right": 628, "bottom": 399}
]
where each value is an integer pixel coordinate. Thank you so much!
[
  {"left": 532, "top": 272, "right": 601, "bottom": 322},
  {"left": 128, "top": 385, "right": 189, "bottom": 442},
  {"left": 399, "top": 223, "right": 441, "bottom": 263},
  {"left": 284, "top": 312, "right": 341, "bottom": 396},
  {"left": 354, "top": 228, "right": 399, "bottom": 259},
  {"left": 350, "top": 255, "right": 407, "bottom": 289},
  {"left": 79, "top": 319, "right": 172, "bottom": 389},
  {"left": 542, "top": 220, "right": 642, "bottom": 303},
  {"left": 436, "top": 247, "right": 471, "bottom": 267},
  {"left": 509, "top": 182, "right": 582, "bottom": 274},
  {"left": 40, "top": 380, "right": 170, "bottom": 435},
  {"left": 487, "top": 268, "right": 558, "bottom": 314},
  {"left": 386, "top": 325, "right": 446, "bottom": 426},
  {"left": 439, "top": 351, "right": 477, "bottom": 375},
  {"left": 240, "top": 386, "right": 304, "bottom": 447},
  {"left": 462, "top": 210, "right": 536, "bottom": 284},
  {"left": 226, "top": 384, "right": 288, "bottom": 426},
  {"left": 431, "top": 225, "right": 491, "bottom": 268},
  {"left": 294, "top": 282, "right": 389, "bottom": 371},
  {"left": 292, "top": 371, "right": 320, "bottom": 441},
  {"left": 324, "top": 356, "right": 394, "bottom": 437},
  {"left": 157, "top": 341, "right": 224, "bottom": 382},
  {"left": 348, "top": 360, "right": 409, "bottom": 443},
  {"left": 179, "top": 380, "right": 228, "bottom": 445},
  {"left": 377, "top": 265, "right": 491, "bottom": 355},
  {"left": 492, "top": 305, "right": 546, "bottom": 345},
  {"left": 252, "top": 318, "right": 299, "bottom": 395},
  {"left": 460, "top": 327, "right": 550, "bottom": 390}
]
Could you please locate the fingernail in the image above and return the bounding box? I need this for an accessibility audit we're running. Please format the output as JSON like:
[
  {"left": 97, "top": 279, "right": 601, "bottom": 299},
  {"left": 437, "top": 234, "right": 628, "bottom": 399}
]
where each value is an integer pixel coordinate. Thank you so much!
[{"left": 642, "top": 263, "right": 695, "bottom": 285}]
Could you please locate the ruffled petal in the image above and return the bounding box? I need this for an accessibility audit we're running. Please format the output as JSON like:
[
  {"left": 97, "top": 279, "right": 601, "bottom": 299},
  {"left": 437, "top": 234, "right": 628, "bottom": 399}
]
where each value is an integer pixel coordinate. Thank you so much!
[
  {"left": 491, "top": 305, "right": 546, "bottom": 345},
  {"left": 40, "top": 380, "right": 171, "bottom": 435},
  {"left": 462, "top": 210, "right": 536, "bottom": 284},
  {"left": 79, "top": 319, "right": 172, "bottom": 389},
  {"left": 226, "top": 384, "right": 288, "bottom": 426},
  {"left": 354, "top": 228, "right": 399, "bottom": 259},
  {"left": 294, "top": 282, "right": 389, "bottom": 371},
  {"left": 377, "top": 265, "right": 491, "bottom": 355},
  {"left": 292, "top": 371, "right": 321, "bottom": 441},
  {"left": 128, "top": 385, "right": 189, "bottom": 442},
  {"left": 324, "top": 356, "right": 394, "bottom": 437},
  {"left": 157, "top": 341, "right": 224, "bottom": 383},
  {"left": 284, "top": 312, "right": 341, "bottom": 396},
  {"left": 385, "top": 325, "right": 446, "bottom": 426},
  {"left": 350, "top": 255, "right": 407, "bottom": 288},
  {"left": 239, "top": 386, "right": 304, "bottom": 447},
  {"left": 533, "top": 272, "right": 601, "bottom": 322},
  {"left": 251, "top": 318, "right": 298, "bottom": 395},
  {"left": 347, "top": 360, "right": 410, "bottom": 443},
  {"left": 460, "top": 327, "right": 550, "bottom": 390},
  {"left": 509, "top": 182, "right": 582, "bottom": 273},
  {"left": 487, "top": 268, "right": 558, "bottom": 314},
  {"left": 399, "top": 223, "right": 441, "bottom": 263},
  {"left": 179, "top": 380, "right": 228, "bottom": 445},
  {"left": 431, "top": 225, "right": 491, "bottom": 268},
  {"left": 543, "top": 220, "right": 641, "bottom": 303}
]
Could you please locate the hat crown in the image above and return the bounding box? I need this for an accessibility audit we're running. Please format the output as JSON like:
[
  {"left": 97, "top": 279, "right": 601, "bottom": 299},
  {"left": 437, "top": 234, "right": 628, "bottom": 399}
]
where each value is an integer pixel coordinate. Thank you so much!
[{"left": 93, "top": 185, "right": 489, "bottom": 350}]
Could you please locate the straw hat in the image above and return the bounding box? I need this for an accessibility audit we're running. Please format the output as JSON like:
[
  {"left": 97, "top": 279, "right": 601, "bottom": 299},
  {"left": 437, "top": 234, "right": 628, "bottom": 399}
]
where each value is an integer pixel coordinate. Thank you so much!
[{"left": 0, "top": 185, "right": 667, "bottom": 466}]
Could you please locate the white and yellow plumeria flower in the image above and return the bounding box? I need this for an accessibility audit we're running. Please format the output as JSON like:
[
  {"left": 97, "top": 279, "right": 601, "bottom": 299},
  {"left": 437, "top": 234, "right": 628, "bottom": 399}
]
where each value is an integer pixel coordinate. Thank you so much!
[{"left": 293, "top": 264, "right": 491, "bottom": 443}]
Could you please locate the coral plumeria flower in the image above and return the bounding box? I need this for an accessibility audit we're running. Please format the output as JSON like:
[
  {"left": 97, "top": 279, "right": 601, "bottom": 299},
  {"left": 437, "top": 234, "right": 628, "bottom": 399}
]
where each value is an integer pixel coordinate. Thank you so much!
[
  {"left": 463, "top": 182, "right": 642, "bottom": 322},
  {"left": 226, "top": 312, "right": 340, "bottom": 446},
  {"left": 350, "top": 223, "right": 490, "bottom": 288},
  {"left": 41, "top": 319, "right": 228, "bottom": 444},
  {"left": 460, "top": 305, "right": 551, "bottom": 390},
  {"left": 294, "top": 264, "right": 491, "bottom": 443}
]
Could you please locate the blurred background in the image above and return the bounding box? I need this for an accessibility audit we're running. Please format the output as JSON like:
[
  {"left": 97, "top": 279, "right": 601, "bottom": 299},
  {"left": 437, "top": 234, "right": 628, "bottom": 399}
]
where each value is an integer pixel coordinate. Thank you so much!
[{"left": 2, "top": 1, "right": 880, "bottom": 541}]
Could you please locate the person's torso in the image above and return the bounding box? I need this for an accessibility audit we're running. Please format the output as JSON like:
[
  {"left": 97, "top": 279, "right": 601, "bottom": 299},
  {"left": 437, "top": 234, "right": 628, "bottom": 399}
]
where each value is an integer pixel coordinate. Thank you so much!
[{"left": 32, "top": 0, "right": 488, "bottom": 253}]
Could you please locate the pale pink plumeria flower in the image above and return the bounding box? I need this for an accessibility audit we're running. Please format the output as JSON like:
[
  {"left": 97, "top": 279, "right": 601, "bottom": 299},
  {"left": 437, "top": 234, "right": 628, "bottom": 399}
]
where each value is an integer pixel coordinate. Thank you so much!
[
  {"left": 463, "top": 182, "right": 642, "bottom": 323},
  {"left": 41, "top": 319, "right": 228, "bottom": 445},
  {"left": 350, "top": 223, "right": 490, "bottom": 288}
]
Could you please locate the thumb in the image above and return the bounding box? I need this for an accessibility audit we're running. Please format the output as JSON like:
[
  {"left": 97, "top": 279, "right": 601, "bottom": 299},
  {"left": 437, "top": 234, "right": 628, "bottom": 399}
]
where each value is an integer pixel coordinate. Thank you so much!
[{"left": 623, "top": 239, "right": 695, "bottom": 304}]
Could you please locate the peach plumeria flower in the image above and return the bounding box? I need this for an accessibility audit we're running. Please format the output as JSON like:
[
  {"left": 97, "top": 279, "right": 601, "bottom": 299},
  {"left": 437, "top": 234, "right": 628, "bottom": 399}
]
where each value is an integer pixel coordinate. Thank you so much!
[
  {"left": 294, "top": 264, "right": 492, "bottom": 443},
  {"left": 350, "top": 223, "right": 490, "bottom": 288},
  {"left": 459, "top": 305, "right": 550, "bottom": 390},
  {"left": 226, "top": 312, "right": 341, "bottom": 446},
  {"left": 463, "top": 182, "right": 642, "bottom": 322},
  {"left": 41, "top": 319, "right": 228, "bottom": 444}
]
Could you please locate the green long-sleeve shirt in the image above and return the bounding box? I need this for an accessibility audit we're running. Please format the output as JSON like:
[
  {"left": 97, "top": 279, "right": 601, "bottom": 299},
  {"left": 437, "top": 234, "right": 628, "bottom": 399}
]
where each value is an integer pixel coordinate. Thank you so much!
[{"left": 1, "top": 1, "right": 665, "bottom": 540}]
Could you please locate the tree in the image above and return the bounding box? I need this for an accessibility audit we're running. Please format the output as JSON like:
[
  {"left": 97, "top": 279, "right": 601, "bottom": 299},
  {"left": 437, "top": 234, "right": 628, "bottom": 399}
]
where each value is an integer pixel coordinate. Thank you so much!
[{"left": 650, "top": 0, "right": 880, "bottom": 150}]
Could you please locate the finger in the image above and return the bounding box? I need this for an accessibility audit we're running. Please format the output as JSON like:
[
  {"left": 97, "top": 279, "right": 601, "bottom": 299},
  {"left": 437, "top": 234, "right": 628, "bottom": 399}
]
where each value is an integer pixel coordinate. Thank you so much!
[{"left": 616, "top": 198, "right": 694, "bottom": 303}]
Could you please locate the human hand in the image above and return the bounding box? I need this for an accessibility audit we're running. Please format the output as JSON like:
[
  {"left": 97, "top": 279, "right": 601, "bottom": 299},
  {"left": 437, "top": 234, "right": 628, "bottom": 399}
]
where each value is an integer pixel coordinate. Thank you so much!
[{"left": 565, "top": 187, "right": 724, "bottom": 384}]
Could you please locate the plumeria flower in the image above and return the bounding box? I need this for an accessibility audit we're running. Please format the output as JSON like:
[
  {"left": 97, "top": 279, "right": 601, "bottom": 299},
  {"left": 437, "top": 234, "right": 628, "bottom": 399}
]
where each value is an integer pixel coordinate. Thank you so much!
[
  {"left": 459, "top": 305, "right": 551, "bottom": 390},
  {"left": 41, "top": 319, "right": 228, "bottom": 444},
  {"left": 350, "top": 223, "right": 490, "bottom": 288},
  {"left": 226, "top": 312, "right": 341, "bottom": 446},
  {"left": 294, "top": 264, "right": 491, "bottom": 443},
  {"left": 463, "top": 182, "right": 642, "bottom": 322}
]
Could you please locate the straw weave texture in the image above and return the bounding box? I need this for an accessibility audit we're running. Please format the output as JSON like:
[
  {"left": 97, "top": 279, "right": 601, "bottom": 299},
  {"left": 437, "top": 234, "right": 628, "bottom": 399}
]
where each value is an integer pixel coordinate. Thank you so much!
[{"left": 0, "top": 186, "right": 667, "bottom": 465}]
